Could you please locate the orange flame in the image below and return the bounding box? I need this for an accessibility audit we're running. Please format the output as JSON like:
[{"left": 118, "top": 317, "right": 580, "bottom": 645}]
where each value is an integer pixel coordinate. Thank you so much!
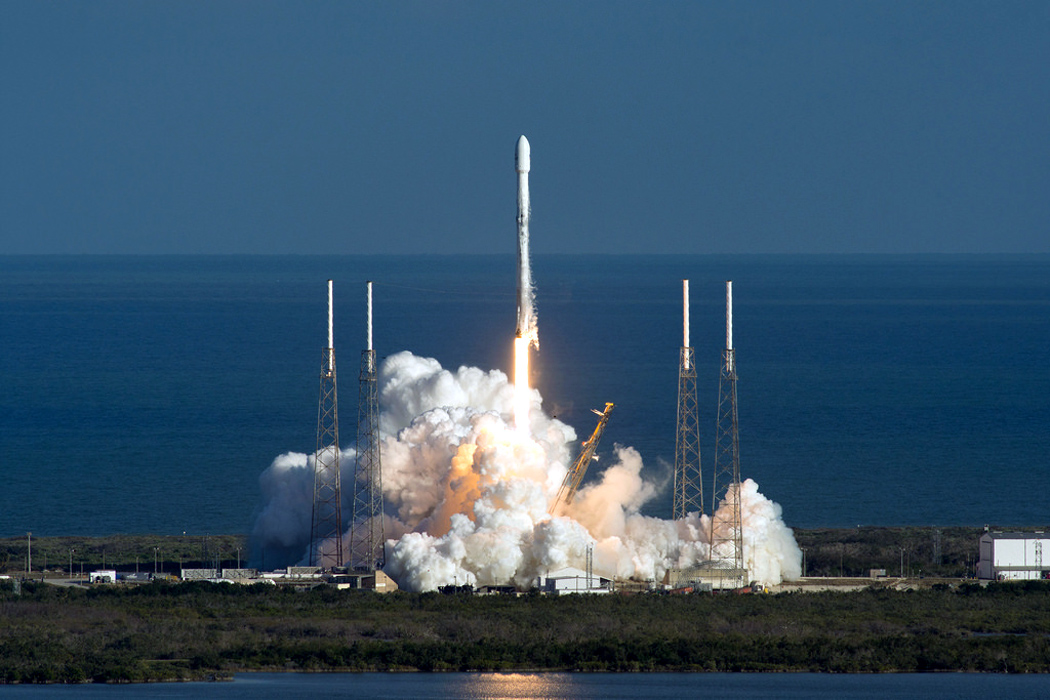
[{"left": 513, "top": 335, "right": 530, "bottom": 434}]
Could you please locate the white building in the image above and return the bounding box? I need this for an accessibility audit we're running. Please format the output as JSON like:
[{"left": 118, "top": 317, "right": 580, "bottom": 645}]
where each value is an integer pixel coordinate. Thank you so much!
[
  {"left": 329, "top": 570, "right": 399, "bottom": 593},
  {"left": 537, "top": 566, "right": 611, "bottom": 594},
  {"left": 89, "top": 570, "right": 117, "bottom": 584},
  {"left": 977, "top": 532, "right": 1050, "bottom": 581}
]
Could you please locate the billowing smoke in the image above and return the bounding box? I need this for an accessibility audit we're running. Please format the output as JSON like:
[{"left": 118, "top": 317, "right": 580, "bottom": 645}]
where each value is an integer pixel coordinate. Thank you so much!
[
  {"left": 250, "top": 351, "right": 802, "bottom": 590},
  {"left": 251, "top": 451, "right": 319, "bottom": 569}
]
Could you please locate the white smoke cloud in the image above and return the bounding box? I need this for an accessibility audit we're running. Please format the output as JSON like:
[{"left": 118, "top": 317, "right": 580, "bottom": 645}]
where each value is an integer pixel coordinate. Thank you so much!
[
  {"left": 249, "top": 451, "right": 314, "bottom": 567},
  {"left": 250, "top": 351, "right": 802, "bottom": 590},
  {"left": 738, "top": 479, "right": 803, "bottom": 583}
]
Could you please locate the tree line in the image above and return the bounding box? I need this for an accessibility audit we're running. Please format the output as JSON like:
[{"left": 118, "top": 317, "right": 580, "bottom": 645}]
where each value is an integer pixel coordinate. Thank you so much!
[{"left": 3, "top": 578, "right": 1050, "bottom": 682}]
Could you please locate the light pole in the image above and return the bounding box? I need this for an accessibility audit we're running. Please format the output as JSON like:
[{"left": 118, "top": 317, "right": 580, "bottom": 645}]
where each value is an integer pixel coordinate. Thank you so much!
[
  {"left": 899, "top": 547, "right": 905, "bottom": 578},
  {"left": 801, "top": 547, "right": 807, "bottom": 577},
  {"left": 26, "top": 532, "right": 31, "bottom": 579},
  {"left": 69, "top": 549, "right": 75, "bottom": 582},
  {"left": 154, "top": 547, "right": 159, "bottom": 576}
]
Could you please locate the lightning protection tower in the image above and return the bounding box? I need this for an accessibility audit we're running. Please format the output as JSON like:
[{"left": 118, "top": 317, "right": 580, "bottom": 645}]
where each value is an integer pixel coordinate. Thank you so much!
[
  {"left": 350, "top": 281, "right": 385, "bottom": 571},
  {"left": 310, "top": 280, "right": 343, "bottom": 569},
  {"left": 673, "top": 279, "right": 703, "bottom": 520},
  {"left": 710, "top": 280, "right": 745, "bottom": 586}
]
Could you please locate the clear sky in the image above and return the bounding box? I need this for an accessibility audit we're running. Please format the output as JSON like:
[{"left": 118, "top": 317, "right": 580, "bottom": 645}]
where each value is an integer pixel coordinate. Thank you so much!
[{"left": 3, "top": 2, "right": 1047, "bottom": 255}]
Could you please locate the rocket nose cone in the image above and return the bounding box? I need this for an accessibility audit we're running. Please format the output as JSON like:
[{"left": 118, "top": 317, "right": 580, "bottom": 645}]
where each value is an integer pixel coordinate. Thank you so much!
[{"left": 515, "top": 135, "right": 530, "bottom": 173}]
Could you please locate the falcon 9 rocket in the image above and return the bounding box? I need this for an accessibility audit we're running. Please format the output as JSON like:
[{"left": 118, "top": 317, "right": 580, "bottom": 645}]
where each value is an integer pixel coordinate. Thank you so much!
[
  {"left": 513, "top": 135, "right": 536, "bottom": 433},
  {"left": 515, "top": 135, "right": 536, "bottom": 346}
]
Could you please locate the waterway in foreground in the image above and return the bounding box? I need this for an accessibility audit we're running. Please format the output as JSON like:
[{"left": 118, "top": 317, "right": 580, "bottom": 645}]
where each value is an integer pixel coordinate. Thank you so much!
[{"left": 2, "top": 672, "right": 1050, "bottom": 699}]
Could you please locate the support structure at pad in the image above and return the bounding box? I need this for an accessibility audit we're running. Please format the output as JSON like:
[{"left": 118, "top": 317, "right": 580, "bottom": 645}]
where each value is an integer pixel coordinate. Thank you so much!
[
  {"left": 550, "top": 403, "right": 615, "bottom": 515},
  {"left": 673, "top": 279, "right": 703, "bottom": 519},
  {"left": 310, "top": 280, "right": 343, "bottom": 569},
  {"left": 350, "top": 281, "right": 385, "bottom": 571},
  {"left": 709, "top": 281, "right": 746, "bottom": 587}
]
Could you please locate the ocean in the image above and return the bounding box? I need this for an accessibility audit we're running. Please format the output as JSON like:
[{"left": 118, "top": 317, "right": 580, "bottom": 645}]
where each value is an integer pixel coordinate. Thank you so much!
[{"left": 1, "top": 254, "right": 1048, "bottom": 538}]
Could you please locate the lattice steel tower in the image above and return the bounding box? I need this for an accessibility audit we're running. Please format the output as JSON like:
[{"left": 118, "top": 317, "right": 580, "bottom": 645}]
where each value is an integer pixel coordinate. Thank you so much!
[
  {"left": 310, "top": 280, "right": 343, "bottom": 569},
  {"left": 350, "top": 281, "right": 385, "bottom": 571},
  {"left": 710, "top": 280, "right": 744, "bottom": 581},
  {"left": 673, "top": 280, "right": 703, "bottom": 520}
]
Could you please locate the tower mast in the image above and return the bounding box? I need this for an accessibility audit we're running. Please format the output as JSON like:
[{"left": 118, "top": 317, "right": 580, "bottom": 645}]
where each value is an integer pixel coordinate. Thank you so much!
[
  {"left": 549, "top": 402, "right": 615, "bottom": 515},
  {"left": 350, "top": 281, "right": 385, "bottom": 571},
  {"left": 310, "top": 279, "right": 342, "bottom": 569},
  {"left": 673, "top": 279, "right": 703, "bottom": 519},
  {"left": 710, "top": 280, "right": 745, "bottom": 586}
]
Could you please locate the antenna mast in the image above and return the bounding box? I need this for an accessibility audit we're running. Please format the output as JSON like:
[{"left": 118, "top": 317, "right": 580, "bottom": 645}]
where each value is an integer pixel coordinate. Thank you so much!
[
  {"left": 310, "top": 279, "right": 343, "bottom": 569},
  {"left": 673, "top": 280, "right": 703, "bottom": 519}
]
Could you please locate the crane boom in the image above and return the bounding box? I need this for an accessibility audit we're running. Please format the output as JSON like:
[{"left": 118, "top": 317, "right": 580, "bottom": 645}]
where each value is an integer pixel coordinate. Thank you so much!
[{"left": 549, "top": 402, "right": 615, "bottom": 514}]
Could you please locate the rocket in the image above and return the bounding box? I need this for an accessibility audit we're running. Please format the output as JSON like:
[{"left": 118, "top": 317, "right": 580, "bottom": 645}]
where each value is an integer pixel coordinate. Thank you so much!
[{"left": 515, "top": 135, "right": 535, "bottom": 343}]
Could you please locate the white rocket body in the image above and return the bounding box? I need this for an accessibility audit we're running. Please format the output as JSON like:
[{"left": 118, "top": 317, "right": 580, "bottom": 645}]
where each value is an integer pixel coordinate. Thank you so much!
[{"left": 515, "top": 135, "right": 535, "bottom": 344}]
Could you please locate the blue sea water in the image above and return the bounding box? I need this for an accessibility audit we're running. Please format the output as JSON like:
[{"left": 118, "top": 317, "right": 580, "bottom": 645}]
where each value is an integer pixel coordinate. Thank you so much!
[
  {"left": 1, "top": 255, "right": 1048, "bottom": 538},
  {"left": 1, "top": 672, "right": 1050, "bottom": 700}
]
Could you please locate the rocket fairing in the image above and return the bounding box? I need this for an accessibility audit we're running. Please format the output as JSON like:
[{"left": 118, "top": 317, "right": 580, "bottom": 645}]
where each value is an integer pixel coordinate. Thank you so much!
[{"left": 515, "top": 135, "right": 536, "bottom": 345}]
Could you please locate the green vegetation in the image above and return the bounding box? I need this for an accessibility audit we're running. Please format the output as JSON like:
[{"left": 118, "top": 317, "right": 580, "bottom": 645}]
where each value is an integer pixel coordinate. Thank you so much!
[
  {"left": 3, "top": 579, "right": 1050, "bottom": 682},
  {"left": 3, "top": 526, "right": 1047, "bottom": 683},
  {"left": 794, "top": 526, "right": 1004, "bottom": 578},
  {"left": 0, "top": 534, "right": 246, "bottom": 577}
]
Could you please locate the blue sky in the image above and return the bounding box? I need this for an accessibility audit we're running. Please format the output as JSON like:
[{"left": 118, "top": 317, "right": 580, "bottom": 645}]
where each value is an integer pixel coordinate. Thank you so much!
[{"left": 2, "top": 1, "right": 1047, "bottom": 254}]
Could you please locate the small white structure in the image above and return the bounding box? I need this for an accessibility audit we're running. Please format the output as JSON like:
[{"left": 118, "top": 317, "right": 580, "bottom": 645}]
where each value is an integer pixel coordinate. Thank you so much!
[
  {"left": 329, "top": 570, "right": 399, "bottom": 593},
  {"left": 537, "top": 566, "right": 611, "bottom": 594},
  {"left": 287, "top": 566, "right": 322, "bottom": 577},
  {"left": 977, "top": 532, "right": 1050, "bottom": 581},
  {"left": 89, "top": 570, "right": 117, "bottom": 584}
]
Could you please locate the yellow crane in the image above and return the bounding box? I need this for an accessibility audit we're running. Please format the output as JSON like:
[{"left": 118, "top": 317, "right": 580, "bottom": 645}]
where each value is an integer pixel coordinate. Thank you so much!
[{"left": 549, "top": 402, "right": 615, "bottom": 515}]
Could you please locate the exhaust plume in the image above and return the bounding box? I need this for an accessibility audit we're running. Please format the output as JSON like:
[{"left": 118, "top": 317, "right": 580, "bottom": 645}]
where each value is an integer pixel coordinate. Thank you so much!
[{"left": 250, "top": 351, "right": 802, "bottom": 590}]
